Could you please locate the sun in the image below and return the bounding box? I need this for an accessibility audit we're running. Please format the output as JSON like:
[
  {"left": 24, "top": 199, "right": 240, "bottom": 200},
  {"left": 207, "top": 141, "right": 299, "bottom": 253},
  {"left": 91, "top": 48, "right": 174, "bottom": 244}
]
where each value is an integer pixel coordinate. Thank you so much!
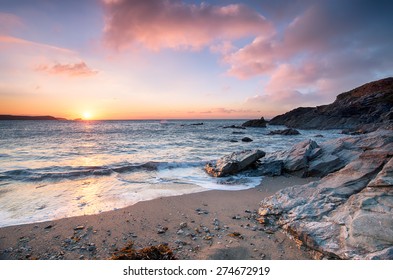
[{"left": 82, "top": 111, "right": 92, "bottom": 120}]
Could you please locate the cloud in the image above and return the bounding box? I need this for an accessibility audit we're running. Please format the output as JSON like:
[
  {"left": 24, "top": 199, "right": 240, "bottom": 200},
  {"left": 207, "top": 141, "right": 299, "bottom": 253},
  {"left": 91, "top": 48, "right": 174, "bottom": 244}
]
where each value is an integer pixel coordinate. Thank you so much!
[
  {"left": 35, "top": 62, "right": 98, "bottom": 77},
  {"left": 102, "top": 0, "right": 273, "bottom": 50},
  {"left": 0, "top": 12, "right": 23, "bottom": 33},
  {"left": 200, "top": 107, "right": 260, "bottom": 115},
  {"left": 222, "top": 0, "right": 393, "bottom": 107},
  {"left": 0, "top": 35, "right": 74, "bottom": 54}
]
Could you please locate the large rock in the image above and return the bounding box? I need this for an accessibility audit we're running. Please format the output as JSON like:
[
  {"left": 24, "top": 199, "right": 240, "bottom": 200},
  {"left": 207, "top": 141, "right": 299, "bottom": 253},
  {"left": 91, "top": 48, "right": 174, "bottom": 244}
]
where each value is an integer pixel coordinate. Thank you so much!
[
  {"left": 254, "top": 159, "right": 283, "bottom": 176},
  {"left": 269, "top": 77, "right": 393, "bottom": 130},
  {"left": 258, "top": 130, "right": 393, "bottom": 259},
  {"left": 205, "top": 150, "right": 265, "bottom": 177},
  {"left": 268, "top": 139, "right": 319, "bottom": 172},
  {"left": 242, "top": 117, "right": 267, "bottom": 128}
]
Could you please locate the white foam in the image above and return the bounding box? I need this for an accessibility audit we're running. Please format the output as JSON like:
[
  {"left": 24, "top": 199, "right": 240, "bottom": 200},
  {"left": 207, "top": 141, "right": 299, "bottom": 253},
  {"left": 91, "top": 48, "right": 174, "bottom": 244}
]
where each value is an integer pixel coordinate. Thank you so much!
[{"left": 155, "top": 166, "right": 262, "bottom": 191}]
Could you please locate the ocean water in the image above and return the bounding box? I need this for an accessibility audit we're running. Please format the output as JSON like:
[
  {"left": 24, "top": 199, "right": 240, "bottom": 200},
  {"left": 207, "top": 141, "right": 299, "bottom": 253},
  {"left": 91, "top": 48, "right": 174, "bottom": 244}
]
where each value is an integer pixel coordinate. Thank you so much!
[{"left": 0, "top": 120, "right": 342, "bottom": 227}]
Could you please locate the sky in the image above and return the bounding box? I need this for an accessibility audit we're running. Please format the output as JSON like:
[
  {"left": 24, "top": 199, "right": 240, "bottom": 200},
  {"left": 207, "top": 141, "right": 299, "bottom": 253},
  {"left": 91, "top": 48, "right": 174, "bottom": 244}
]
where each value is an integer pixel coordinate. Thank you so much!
[{"left": 0, "top": 0, "right": 392, "bottom": 120}]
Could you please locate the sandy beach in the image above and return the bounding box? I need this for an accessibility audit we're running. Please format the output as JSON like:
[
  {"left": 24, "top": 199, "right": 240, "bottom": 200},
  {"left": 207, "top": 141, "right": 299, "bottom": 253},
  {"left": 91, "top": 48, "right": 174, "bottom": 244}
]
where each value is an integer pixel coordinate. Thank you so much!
[{"left": 0, "top": 175, "right": 315, "bottom": 260}]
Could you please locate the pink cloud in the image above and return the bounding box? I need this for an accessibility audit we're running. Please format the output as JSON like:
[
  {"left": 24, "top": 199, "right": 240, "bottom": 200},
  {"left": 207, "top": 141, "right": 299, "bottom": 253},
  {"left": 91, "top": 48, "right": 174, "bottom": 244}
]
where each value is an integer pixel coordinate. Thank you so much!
[
  {"left": 264, "top": 62, "right": 323, "bottom": 93},
  {"left": 0, "top": 12, "right": 23, "bottom": 33},
  {"left": 102, "top": 0, "right": 273, "bottom": 50},
  {"left": 35, "top": 62, "right": 98, "bottom": 77},
  {"left": 0, "top": 35, "right": 74, "bottom": 54}
]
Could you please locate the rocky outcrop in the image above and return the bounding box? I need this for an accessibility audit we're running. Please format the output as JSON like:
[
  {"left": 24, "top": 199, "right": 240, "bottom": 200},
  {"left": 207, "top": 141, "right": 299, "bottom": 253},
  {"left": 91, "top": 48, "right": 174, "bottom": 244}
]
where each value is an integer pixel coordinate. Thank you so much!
[
  {"left": 258, "top": 130, "right": 393, "bottom": 259},
  {"left": 242, "top": 117, "right": 267, "bottom": 128},
  {"left": 268, "top": 128, "right": 300, "bottom": 135},
  {"left": 269, "top": 77, "right": 393, "bottom": 130},
  {"left": 204, "top": 150, "right": 265, "bottom": 177}
]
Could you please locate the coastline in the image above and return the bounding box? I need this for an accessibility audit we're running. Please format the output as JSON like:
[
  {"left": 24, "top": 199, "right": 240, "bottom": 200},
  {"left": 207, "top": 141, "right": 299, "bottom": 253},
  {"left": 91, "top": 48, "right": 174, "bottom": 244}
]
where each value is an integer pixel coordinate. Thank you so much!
[{"left": 0, "top": 175, "right": 316, "bottom": 260}]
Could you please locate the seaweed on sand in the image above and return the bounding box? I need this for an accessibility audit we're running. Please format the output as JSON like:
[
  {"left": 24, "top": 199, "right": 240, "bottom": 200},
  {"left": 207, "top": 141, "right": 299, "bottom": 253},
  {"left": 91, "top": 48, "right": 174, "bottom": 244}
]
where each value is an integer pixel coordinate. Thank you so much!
[{"left": 110, "top": 242, "right": 177, "bottom": 260}]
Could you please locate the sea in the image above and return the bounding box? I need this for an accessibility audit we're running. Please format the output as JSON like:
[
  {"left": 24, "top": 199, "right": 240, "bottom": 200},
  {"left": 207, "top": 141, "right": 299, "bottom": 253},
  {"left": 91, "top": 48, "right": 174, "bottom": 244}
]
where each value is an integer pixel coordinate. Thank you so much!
[{"left": 0, "top": 120, "right": 342, "bottom": 227}]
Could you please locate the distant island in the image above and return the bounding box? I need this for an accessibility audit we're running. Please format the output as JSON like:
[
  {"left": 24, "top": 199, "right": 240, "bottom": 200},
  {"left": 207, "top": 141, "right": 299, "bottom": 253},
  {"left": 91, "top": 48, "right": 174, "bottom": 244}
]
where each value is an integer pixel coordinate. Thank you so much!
[{"left": 0, "top": 115, "right": 67, "bottom": 121}]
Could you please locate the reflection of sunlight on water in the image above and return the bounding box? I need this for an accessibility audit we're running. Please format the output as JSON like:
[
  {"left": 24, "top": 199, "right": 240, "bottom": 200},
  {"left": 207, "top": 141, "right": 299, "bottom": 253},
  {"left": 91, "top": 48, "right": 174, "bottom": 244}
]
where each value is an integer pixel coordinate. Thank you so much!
[{"left": 0, "top": 171, "right": 206, "bottom": 227}]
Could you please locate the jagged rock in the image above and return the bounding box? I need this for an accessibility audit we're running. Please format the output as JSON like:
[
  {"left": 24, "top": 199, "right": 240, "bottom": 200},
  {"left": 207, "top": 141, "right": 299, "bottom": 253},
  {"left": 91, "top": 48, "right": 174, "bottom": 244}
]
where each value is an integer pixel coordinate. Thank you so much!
[
  {"left": 248, "top": 159, "right": 283, "bottom": 176},
  {"left": 269, "top": 77, "right": 393, "bottom": 130},
  {"left": 242, "top": 117, "right": 267, "bottom": 128},
  {"left": 268, "top": 128, "right": 300, "bottom": 135},
  {"left": 204, "top": 150, "right": 265, "bottom": 177},
  {"left": 368, "top": 157, "right": 393, "bottom": 187},
  {"left": 276, "top": 139, "right": 319, "bottom": 172},
  {"left": 258, "top": 130, "right": 393, "bottom": 259},
  {"left": 305, "top": 154, "right": 342, "bottom": 177}
]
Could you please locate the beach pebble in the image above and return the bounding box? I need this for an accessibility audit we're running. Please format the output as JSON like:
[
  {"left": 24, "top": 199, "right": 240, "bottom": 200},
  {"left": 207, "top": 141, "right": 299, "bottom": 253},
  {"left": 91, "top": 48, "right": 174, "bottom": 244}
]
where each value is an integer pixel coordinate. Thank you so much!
[
  {"left": 74, "top": 225, "right": 85, "bottom": 231},
  {"left": 177, "top": 229, "right": 184, "bottom": 235},
  {"left": 232, "top": 215, "right": 241, "bottom": 220},
  {"left": 179, "top": 222, "right": 187, "bottom": 229},
  {"left": 175, "top": 240, "right": 188, "bottom": 246},
  {"left": 157, "top": 227, "right": 168, "bottom": 234}
]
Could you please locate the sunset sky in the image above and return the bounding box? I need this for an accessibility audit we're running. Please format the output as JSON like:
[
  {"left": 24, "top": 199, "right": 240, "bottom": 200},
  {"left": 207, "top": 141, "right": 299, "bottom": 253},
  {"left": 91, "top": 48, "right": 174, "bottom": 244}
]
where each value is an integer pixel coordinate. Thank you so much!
[{"left": 0, "top": 0, "right": 392, "bottom": 120}]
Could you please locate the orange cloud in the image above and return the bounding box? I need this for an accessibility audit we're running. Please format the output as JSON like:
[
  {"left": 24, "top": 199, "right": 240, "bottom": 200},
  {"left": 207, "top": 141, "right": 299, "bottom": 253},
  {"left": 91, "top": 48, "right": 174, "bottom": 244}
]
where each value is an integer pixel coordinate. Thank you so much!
[
  {"left": 35, "top": 62, "right": 98, "bottom": 77},
  {"left": 102, "top": 0, "right": 273, "bottom": 50}
]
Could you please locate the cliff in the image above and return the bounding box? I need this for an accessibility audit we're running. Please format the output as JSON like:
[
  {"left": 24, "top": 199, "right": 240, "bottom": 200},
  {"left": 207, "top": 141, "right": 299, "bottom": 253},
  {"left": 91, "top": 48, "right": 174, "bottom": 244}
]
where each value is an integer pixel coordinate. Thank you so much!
[{"left": 269, "top": 77, "right": 393, "bottom": 130}]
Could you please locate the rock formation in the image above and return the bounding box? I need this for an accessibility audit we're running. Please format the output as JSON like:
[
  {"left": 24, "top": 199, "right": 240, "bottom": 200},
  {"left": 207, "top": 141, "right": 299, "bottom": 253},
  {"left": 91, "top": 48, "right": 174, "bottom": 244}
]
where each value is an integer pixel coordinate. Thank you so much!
[
  {"left": 258, "top": 130, "right": 393, "bottom": 259},
  {"left": 204, "top": 150, "right": 265, "bottom": 177},
  {"left": 242, "top": 117, "right": 267, "bottom": 128},
  {"left": 268, "top": 128, "right": 300, "bottom": 135},
  {"left": 269, "top": 77, "right": 393, "bottom": 130}
]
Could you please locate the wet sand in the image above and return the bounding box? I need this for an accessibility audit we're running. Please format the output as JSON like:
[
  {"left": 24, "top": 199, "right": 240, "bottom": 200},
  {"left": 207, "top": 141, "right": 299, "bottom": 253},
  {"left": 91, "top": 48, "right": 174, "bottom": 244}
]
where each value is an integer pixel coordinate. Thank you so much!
[{"left": 0, "top": 175, "right": 316, "bottom": 260}]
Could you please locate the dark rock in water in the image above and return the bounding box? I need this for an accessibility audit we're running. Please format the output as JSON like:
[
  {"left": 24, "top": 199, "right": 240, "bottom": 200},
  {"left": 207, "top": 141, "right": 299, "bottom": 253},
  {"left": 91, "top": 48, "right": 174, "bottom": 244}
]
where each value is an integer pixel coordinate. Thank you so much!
[
  {"left": 181, "top": 122, "right": 204, "bottom": 126},
  {"left": 242, "top": 117, "right": 267, "bottom": 128},
  {"left": 229, "top": 139, "right": 238, "bottom": 143},
  {"left": 258, "top": 130, "right": 393, "bottom": 259},
  {"left": 268, "top": 128, "right": 300, "bottom": 135},
  {"left": 232, "top": 131, "right": 245, "bottom": 135},
  {"left": 314, "top": 134, "right": 324, "bottom": 138},
  {"left": 223, "top": 125, "right": 246, "bottom": 129},
  {"left": 241, "top": 137, "right": 253, "bottom": 142},
  {"left": 205, "top": 150, "right": 265, "bottom": 177},
  {"left": 269, "top": 77, "right": 393, "bottom": 130}
]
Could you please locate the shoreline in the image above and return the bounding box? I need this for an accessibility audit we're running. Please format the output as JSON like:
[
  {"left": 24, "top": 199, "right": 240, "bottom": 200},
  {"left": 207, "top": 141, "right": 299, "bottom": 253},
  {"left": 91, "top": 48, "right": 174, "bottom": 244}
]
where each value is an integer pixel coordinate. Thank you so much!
[{"left": 0, "top": 175, "right": 316, "bottom": 260}]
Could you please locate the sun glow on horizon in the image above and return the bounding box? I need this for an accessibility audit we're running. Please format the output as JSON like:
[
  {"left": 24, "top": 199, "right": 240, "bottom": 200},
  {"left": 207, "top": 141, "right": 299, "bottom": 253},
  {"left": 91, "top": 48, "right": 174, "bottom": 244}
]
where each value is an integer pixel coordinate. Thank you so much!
[{"left": 82, "top": 111, "right": 92, "bottom": 120}]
